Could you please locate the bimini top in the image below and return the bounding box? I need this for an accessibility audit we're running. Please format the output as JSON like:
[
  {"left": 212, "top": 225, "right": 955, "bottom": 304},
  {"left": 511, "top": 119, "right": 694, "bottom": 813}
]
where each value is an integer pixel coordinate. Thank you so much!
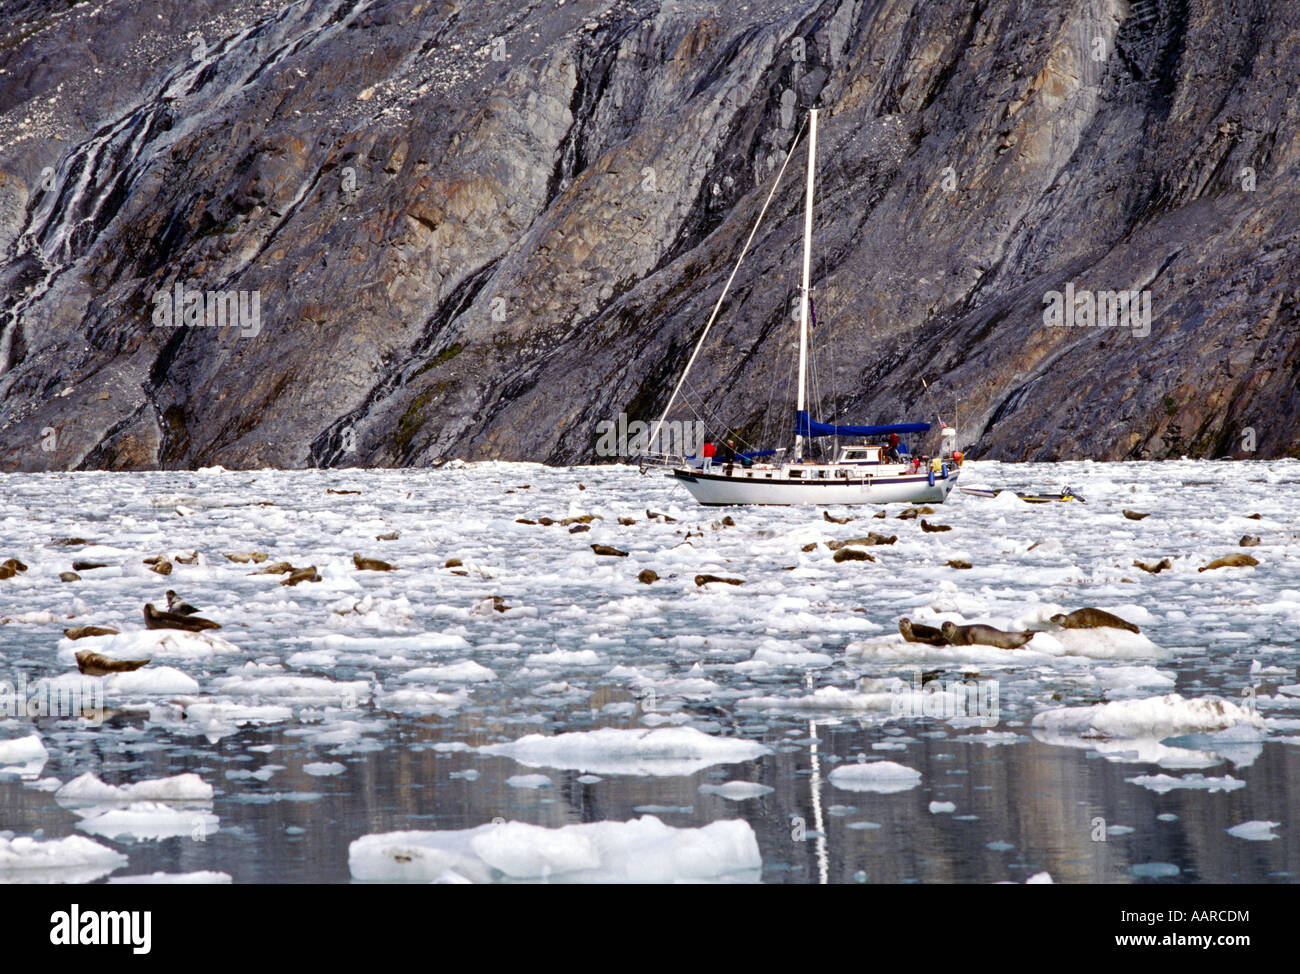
[{"left": 795, "top": 411, "right": 931, "bottom": 438}]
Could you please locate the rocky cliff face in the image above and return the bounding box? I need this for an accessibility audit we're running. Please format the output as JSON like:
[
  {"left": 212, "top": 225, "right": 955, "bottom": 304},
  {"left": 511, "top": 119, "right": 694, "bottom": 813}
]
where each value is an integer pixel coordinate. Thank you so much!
[{"left": 1, "top": 0, "right": 1296, "bottom": 471}]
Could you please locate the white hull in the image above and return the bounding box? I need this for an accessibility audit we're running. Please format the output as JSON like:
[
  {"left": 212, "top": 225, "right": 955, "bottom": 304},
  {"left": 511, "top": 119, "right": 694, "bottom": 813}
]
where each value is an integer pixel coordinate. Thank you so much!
[{"left": 671, "top": 465, "right": 959, "bottom": 506}]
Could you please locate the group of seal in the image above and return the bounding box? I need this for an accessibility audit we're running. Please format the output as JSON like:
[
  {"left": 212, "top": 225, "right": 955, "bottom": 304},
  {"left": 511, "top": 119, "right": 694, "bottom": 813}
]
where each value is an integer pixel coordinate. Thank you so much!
[
  {"left": 899, "top": 605, "right": 1142, "bottom": 648},
  {"left": 941, "top": 621, "right": 1035, "bottom": 649},
  {"left": 144, "top": 602, "right": 221, "bottom": 632},
  {"left": 898, "top": 618, "right": 1034, "bottom": 649}
]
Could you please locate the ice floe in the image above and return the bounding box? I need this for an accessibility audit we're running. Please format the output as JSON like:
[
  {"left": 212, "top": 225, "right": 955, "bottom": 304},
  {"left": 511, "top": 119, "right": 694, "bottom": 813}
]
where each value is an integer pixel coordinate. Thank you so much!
[
  {"left": 0, "top": 834, "right": 127, "bottom": 883},
  {"left": 349, "top": 815, "right": 761, "bottom": 883},
  {"left": 480, "top": 727, "right": 770, "bottom": 777},
  {"left": 828, "top": 760, "right": 922, "bottom": 793}
]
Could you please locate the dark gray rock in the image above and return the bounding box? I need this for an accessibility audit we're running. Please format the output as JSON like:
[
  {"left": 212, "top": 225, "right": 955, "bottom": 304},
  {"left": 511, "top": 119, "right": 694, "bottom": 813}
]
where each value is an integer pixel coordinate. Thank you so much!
[{"left": 1, "top": 0, "right": 1296, "bottom": 471}]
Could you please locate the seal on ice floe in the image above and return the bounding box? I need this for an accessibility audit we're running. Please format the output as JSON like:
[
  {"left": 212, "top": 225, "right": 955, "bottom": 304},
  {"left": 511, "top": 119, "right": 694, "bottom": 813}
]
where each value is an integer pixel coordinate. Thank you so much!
[
  {"left": 1198, "top": 554, "right": 1259, "bottom": 572},
  {"left": 166, "top": 590, "right": 200, "bottom": 615},
  {"left": 899, "top": 618, "right": 948, "bottom": 646},
  {"left": 1050, "top": 607, "right": 1140, "bottom": 633},
  {"left": 64, "top": 625, "right": 120, "bottom": 640},
  {"left": 143, "top": 603, "right": 221, "bottom": 632},
  {"left": 353, "top": 553, "right": 396, "bottom": 571},
  {"left": 75, "top": 650, "right": 150, "bottom": 676},
  {"left": 941, "top": 621, "right": 1035, "bottom": 649}
]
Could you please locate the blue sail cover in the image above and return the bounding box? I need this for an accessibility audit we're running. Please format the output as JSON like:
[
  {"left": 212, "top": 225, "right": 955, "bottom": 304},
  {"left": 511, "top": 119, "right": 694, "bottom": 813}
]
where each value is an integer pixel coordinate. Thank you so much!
[{"left": 795, "top": 411, "right": 930, "bottom": 438}]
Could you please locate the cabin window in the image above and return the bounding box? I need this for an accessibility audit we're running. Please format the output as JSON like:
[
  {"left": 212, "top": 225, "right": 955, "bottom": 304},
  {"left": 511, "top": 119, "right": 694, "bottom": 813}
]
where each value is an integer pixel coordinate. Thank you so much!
[{"left": 790, "top": 469, "right": 803, "bottom": 478}]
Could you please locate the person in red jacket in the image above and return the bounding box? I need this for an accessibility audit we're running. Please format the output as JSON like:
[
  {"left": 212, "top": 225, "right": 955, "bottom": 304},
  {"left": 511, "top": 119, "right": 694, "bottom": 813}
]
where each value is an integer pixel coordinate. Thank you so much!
[
  {"left": 702, "top": 440, "right": 716, "bottom": 471},
  {"left": 886, "top": 432, "right": 901, "bottom": 463}
]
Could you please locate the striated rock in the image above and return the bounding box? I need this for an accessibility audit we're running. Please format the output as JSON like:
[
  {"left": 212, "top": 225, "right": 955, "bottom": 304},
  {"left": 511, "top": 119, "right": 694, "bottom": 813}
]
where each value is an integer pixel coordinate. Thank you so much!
[{"left": 0, "top": 1, "right": 1296, "bottom": 470}]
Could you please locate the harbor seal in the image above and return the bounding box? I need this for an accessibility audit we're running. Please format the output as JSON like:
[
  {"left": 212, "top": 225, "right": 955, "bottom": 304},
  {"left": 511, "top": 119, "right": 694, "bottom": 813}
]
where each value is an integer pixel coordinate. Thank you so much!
[
  {"left": 76, "top": 650, "right": 150, "bottom": 676},
  {"left": 941, "top": 621, "right": 1035, "bottom": 649},
  {"left": 899, "top": 618, "right": 948, "bottom": 646},
  {"left": 353, "top": 553, "right": 396, "bottom": 571},
  {"left": 1199, "top": 554, "right": 1259, "bottom": 572},
  {"left": 1133, "top": 558, "right": 1172, "bottom": 574},
  {"left": 1050, "top": 608, "right": 1140, "bottom": 634},
  {"left": 64, "top": 625, "right": 120, "bottom": 640},
  {"left": 833, "top": 547, "right": 874, "bottom": 562},
  {"left": 166, "top": 590, "right": 199, "bottom": 615},
  {"left": 281, "top": 566, "right": 321, "bottom": 586},
  {"left": 694, "top": 574, "right": 744, "bottom": 586},
  {"left": 143, "top": 603, "right": 221, "bottom": 632}
]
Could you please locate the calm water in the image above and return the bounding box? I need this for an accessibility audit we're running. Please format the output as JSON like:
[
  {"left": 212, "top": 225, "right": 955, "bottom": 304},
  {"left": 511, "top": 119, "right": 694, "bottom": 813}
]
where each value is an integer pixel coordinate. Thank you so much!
[{"left": 0, "top": 461, "right": 1296, "bottom": 882}]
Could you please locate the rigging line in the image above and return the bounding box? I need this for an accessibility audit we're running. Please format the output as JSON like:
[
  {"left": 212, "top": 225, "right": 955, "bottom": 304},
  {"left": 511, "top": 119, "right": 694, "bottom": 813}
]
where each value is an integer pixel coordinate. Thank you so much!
[
  {"left": 678, "top": 388, "right": 762, "bottom": 453},
  {"left": 674, "top": 392, "right": 758, "bottom": 453},
  {"left": 647, "top": 117, "right": 809, "bottom": 454}
]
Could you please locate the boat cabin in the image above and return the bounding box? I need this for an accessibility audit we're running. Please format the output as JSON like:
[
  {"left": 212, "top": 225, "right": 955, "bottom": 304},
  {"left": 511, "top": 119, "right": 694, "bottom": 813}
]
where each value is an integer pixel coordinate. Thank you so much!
[{"left": 835, "top": 445, "right": 886, "bottom": 464}]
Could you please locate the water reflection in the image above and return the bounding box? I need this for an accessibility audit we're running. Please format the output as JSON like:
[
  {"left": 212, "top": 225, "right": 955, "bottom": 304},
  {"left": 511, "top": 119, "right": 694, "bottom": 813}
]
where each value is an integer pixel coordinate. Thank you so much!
[{"left": 3, "top": 705, "right": 1296, "bottom": 883}]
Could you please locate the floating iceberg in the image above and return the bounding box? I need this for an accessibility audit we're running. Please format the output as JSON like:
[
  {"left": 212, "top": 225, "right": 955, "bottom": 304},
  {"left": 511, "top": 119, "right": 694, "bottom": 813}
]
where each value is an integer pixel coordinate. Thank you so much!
[{"left": 349, "top": 816, "right": 761, "bottom": 883}]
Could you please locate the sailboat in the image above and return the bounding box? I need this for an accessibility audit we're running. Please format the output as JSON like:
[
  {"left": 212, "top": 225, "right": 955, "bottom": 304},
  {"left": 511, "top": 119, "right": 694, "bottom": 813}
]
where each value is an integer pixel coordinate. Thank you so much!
[{"left": 642, "top": 107, "right": 961, "bottom": 506}]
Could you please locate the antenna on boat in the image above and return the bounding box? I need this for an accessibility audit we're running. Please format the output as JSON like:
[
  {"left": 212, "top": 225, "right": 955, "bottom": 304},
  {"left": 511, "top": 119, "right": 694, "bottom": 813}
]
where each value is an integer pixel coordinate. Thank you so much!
[{"left": 794, "top": 107, "right": 818, "bottom": 464}]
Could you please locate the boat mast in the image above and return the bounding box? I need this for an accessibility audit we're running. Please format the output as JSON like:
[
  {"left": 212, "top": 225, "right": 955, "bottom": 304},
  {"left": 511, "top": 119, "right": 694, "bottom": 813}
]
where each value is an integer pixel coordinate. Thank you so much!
[{"left": 794, "top": 107, "right": 818, "bottom": 463}]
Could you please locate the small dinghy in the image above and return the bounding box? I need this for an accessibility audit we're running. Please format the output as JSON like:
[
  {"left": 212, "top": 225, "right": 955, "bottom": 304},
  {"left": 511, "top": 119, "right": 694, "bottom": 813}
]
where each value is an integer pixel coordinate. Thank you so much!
[{"left": 959, "top": 487, "right": 1086, "bottom": 504}]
